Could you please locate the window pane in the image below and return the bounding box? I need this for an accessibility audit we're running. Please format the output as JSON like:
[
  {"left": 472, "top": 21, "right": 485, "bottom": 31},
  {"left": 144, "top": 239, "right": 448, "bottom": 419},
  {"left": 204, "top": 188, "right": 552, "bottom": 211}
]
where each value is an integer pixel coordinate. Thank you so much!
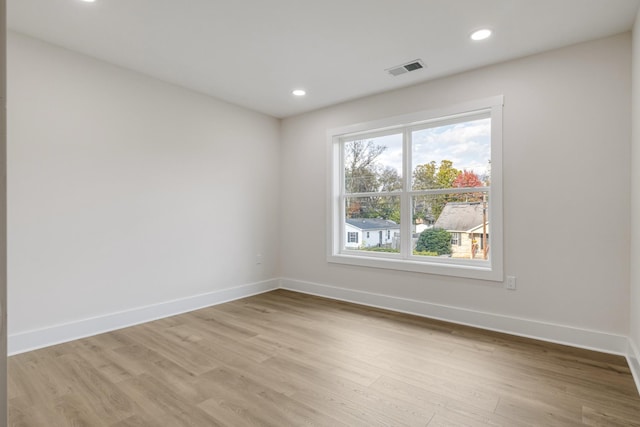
[
  {"left": 412, "top": 193, "right": 489, "bottom": 260},
  {"left": 344, "top": 133, "right": 403, "bottom": 194},
  {"left": 412, "top": 118, "right": 491, "bottom": 191},
  {"left": 345, "top": 195, "right": 400, "bottom": 253}
]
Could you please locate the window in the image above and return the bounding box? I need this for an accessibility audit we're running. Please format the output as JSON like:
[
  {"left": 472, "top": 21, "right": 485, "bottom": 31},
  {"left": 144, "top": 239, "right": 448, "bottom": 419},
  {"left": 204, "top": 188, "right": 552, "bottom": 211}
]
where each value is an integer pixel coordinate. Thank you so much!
[
  {"left": 347, "top": 232, "right": 358, "bottom": 243},
  {"left": 328, "top": 96, "right": 503, "bottom": 281},
  {"left": 451, "top": 232, "right": 461, "bottom": 246},
  {"left": 366, "top": 232, "right": 370, "bottom": 238}
]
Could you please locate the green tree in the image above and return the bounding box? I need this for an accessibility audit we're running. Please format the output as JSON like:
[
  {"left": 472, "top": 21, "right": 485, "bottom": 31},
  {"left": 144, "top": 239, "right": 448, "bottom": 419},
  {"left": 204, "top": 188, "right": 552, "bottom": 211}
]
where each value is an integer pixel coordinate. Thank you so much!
[
  {"left": 376, "top": 167, "right": 402, "bottom": 221},
  {"left": 373, "top": 196, "right": 400, "bottom": 223},
  {"left": 431, "top": 160, "right": 461, "bottom": 218},
  {"left": 412, "top": 160, "right": 461, "bottom": 221},
  {"left": 387, "top": 208, "right": 401, "bottom": 224},
  {"left": 436, "top": 160, "right": 459, "bottom": 188},
  {"left": 413, "top": 161, "right": 437, "bottom": 189},
  {"left": 415, "top": 228, "right": 452, "bottom": 255}
]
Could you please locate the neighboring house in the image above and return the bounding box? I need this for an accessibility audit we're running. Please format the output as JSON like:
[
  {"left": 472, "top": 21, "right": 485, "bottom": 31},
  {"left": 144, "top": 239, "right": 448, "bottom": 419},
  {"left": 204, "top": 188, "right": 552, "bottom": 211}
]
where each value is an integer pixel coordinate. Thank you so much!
[
  {"left": 432, "top": 202, "right": 489, "bottom": 259},
  {"left": 345, "top": 218, "right": 400, "bottom": 249},
  {"left": 415, "top": 223, "right": 432, "bottom": 234}
]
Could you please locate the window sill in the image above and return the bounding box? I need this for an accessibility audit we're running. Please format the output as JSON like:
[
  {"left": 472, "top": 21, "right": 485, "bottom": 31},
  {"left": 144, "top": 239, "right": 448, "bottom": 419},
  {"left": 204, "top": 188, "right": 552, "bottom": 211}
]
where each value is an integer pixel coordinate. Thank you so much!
[{"left": 327, "top": 252, "right": 503, "bottom": 282}]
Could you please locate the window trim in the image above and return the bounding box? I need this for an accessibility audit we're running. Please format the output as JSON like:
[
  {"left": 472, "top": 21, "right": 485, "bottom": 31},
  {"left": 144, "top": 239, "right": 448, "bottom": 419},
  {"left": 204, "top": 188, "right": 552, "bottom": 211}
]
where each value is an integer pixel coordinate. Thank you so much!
[
  {"left": 327, "top": 96, "right": 504, "bottom": 282},
  {"left": 451, "top": 232, "right": 461, "bottom": 246}
]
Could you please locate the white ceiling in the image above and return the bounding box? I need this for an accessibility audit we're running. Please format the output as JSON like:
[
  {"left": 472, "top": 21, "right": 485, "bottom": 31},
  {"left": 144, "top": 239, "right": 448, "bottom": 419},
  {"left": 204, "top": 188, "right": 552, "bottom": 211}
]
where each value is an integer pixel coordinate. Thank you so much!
[{"left": 8, "top": 0, "right": 640, "bottom": 118}]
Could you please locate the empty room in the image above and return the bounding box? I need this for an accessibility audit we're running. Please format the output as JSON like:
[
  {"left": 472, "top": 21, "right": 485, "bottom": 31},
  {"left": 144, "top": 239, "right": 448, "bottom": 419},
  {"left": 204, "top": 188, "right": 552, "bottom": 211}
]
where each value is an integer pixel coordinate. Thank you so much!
[{"left": 2, "top": 0, "right": 640, "bottom": 425}]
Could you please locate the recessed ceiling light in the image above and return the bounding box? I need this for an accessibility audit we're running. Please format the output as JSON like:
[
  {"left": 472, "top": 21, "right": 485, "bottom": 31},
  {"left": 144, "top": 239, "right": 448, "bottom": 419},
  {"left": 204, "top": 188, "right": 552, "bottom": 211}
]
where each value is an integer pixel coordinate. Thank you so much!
[
  {"left": 470, "top": 29, "right": 492, "bottom": 41},
  {"left": 292, "top": 89, "right": 306, "bottom": 97},
  {"left": 80, "top": 0, "right": 96, "bottom": 2}
]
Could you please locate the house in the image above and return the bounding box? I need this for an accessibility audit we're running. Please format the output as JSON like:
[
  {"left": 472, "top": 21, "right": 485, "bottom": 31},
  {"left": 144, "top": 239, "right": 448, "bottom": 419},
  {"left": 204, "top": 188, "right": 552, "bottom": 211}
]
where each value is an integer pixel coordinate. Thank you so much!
[
  {"left": 432, "top": 202, "right": 489, "bottom": 259},
  {"left": 345, "top": 218, "right": 399, "bottom": 249},
  {"left": 3, "top": 1, "right": 640, "bottom": 424}
]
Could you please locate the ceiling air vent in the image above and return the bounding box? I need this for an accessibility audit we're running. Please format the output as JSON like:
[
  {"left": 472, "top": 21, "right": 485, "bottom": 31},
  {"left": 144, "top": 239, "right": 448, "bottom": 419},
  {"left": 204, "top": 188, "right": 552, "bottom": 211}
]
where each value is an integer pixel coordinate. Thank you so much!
[{"left": 386, "top": 59, "right": 425, "bottom": 76}]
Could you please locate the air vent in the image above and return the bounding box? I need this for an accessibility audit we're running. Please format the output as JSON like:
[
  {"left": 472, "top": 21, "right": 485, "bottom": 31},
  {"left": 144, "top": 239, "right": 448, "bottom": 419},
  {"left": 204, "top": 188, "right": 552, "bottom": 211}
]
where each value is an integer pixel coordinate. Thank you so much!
[{"left": 386, "top": 59, "right": 425, "bottom": 77}]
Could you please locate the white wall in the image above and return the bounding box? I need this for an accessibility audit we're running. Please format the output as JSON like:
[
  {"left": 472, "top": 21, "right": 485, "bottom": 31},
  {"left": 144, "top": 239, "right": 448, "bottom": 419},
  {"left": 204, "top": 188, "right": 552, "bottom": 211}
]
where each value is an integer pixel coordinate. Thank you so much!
[
  {"left": 630, "top": 11, "right": 640, "bottom": 382},
  {"left": 7, "top": 32, "right": 281, "bottom": 338},
  {"left": 0, "top": 1, "right": 6, "bottom": 424},
  {"left": 281, "top": 33, "right": 632, "bottom": 344}
]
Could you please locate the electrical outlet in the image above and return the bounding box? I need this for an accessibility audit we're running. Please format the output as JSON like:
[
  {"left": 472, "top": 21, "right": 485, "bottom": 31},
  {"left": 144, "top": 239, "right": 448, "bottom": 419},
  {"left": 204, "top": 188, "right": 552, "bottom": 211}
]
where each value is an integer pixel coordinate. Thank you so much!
[{"left": 506, "top": 276, "right": 516, "bottom": 290}]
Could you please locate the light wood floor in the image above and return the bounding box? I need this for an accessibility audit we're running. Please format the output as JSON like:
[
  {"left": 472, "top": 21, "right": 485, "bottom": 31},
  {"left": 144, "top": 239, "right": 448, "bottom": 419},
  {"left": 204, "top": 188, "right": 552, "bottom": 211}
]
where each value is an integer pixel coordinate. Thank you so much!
[{"left": 8, "top": 290, "right": 640, "bottom": 426}]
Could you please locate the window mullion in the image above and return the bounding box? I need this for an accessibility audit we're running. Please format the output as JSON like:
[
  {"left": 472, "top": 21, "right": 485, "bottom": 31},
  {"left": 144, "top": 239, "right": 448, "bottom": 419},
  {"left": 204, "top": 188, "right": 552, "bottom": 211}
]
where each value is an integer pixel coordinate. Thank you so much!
[
  {"left": 401, "top": 128, "right": 412, "bottom": 259},
  {"left": 338, "top": 142, "right": 346, "bottom": 255},
  {"left": 408, "top": 186, "right": 491, "bottom": 196}
]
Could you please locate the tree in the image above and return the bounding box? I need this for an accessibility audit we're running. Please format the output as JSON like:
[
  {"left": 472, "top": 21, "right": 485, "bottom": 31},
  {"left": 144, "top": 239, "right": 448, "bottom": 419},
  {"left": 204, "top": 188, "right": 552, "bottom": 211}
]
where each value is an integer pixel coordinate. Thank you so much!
[
  {"left": 412, "top": 160, "right": 461, "bottom": 221},
  {"left": 413, "top": 161, "right": 437, "bottom": 189},
  {"left": 412, "top": 161, "right": 436, "bottom": 222},
  {"left": 344, "top": 140, "right": 386, "bottom": 219},
  {"left": 344, "top": 140, "right": 401, "bottom": 221},
  {"left": 344, "top": 140, "right": 386, "bottom": 193},
  {"left": 378, "top": 167, "right": 402, "bottom": 192},
  {"left": 453, "top": 170, "right": 484, "bottom": 202},
  {"left": 435, "top": 160, "right": 459, "bottom": 188},
  {"left": 453, "top": 170, "right": 483, "bottom": 188},
  {"left": 415, "top": 228, "right": 452, "bottom": 255},
  {"left": 432, "top": 160, "right": 460, "bottom": 219}
]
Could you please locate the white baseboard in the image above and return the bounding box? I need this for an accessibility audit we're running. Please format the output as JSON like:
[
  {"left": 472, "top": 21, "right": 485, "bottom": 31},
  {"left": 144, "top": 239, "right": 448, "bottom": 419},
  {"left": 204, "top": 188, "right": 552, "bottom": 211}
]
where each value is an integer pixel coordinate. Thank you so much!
[
  {"left": 8, "top": 275, "right": 634, "bottom": 377},
  {"left": 628, "top": 339, "right": 640, "bottom": 395},
  {"left": 279, "top": 277, "right": 629, "bottom": 356},
  {"left": 8, "top": 279, "right": 279, "bottom": 355}
]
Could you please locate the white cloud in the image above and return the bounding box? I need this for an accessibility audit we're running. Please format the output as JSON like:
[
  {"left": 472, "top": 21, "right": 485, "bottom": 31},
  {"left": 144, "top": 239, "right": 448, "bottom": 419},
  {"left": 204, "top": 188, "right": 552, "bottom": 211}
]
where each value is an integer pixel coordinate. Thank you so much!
[
  {"left": 412, "top": 118, "right": 490, "bottom": 176},
  {"left": 354, "top": 118, "right": 491, "bottom": 179}
]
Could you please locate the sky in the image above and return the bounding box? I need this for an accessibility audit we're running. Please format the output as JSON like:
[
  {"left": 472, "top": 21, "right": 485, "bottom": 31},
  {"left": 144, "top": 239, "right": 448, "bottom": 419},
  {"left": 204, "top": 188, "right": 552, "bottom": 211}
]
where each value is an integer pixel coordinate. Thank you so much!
[{"left": 373, "top": 118, "right": 491, "bottom": 180}]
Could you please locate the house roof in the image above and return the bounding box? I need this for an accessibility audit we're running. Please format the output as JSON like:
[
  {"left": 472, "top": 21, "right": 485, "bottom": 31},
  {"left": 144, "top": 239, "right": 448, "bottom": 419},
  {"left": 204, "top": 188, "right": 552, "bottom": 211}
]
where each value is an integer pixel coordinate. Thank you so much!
[
  {"left": 346, "top": 218, "right": 399, "bottom": 231},
  {"left": 433, "top": 202, "right": 487, "bottom": 232}
]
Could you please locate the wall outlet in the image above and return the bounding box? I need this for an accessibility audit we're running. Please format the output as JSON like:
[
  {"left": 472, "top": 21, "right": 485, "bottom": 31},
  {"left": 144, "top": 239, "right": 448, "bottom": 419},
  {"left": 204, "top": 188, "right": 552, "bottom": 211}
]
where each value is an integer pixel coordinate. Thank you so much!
[
  {"left": 256, "top": 254, "right": 262, "bottom": 265},
  {"left": 506, "top": 276, "right": 516, "bottom": 290}
]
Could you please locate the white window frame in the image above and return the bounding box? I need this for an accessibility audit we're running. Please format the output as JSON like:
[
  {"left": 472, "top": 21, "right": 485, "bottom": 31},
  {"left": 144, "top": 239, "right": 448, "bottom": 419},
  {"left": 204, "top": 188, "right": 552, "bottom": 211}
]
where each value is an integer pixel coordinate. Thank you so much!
[
  {"left": 327, "top": 96, "right": 504, "bottom": 281},
  {"left": 451, "top": 232, "right": 461, "bottom": 246},
  {"left": 347, "top": 232, "right": 358, "bottom": 243}
]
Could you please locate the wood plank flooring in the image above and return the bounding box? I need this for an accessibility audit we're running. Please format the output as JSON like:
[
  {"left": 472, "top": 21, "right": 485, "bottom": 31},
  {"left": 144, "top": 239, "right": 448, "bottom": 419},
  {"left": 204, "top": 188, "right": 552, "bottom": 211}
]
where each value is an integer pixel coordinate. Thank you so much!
[{"left": 8, "top": 289, "right": 640, "bottom": 426}]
